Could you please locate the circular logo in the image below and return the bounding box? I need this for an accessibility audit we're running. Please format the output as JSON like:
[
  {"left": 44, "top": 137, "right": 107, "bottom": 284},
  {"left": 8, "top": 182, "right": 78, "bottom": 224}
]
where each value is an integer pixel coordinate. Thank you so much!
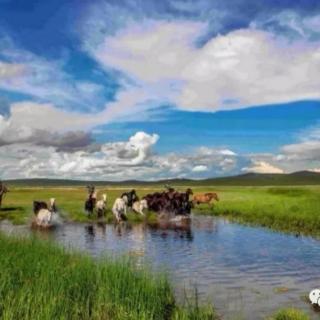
[{"left": 309, "top": 289, "right": 320, "bottom": 306}]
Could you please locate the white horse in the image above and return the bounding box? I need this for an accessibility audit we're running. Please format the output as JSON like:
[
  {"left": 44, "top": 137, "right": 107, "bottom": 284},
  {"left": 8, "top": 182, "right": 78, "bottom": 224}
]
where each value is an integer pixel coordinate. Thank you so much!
[
  {"left": 96, "top": 194, "right": 107, "bottom": 217},
  {"left": 36, "top": 198, "right": 56, "bottom": 227},
  {"left": 132, "top": 199, "right": 148, "bottom": 216},
  {"left": 112, "top": 197, "right": 128, "bottom": 222}
]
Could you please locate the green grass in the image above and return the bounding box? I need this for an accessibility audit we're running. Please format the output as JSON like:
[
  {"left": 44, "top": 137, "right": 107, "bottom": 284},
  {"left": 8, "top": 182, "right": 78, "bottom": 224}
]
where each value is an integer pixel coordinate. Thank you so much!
[
  {"left": 194, "top": 186, "right": 320, "bottom": 236},
  {"left": 268, "top": 308, "right": 310, "bottom": 320},
  {"left": 2, "top": 185, "right": 320, "bottom": 235},
  {"left": 0, "top": 233, "right": 217, "bottom": 320}
]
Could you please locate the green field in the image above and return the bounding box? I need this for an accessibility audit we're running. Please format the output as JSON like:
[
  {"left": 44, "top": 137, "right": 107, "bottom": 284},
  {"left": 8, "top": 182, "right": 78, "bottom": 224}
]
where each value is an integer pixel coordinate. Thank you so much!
[
  {"left": 196, "top": 185, "right": 320, "bottom": 236},
  {"left": 1, "top": 184, "right": 320, "bottom": 236},
  {"left": 0, "top": 185, "right": 315, "bottom": 320}
]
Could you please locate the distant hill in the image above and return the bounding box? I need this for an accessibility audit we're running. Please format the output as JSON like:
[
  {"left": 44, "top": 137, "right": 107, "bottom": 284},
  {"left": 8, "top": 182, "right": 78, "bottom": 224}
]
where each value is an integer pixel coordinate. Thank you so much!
[{"left": 3, "top": 171, "right": 320, "bottom": 187}]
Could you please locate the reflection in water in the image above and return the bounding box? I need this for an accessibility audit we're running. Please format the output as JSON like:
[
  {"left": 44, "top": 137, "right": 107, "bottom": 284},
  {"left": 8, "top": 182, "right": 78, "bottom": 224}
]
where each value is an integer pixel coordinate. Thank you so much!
[
  {"left": 1, "top": 215, "right": 320, "bottom": 320},
  {"left": 96, "top": 222, "right": 106, "bottom": 237}
]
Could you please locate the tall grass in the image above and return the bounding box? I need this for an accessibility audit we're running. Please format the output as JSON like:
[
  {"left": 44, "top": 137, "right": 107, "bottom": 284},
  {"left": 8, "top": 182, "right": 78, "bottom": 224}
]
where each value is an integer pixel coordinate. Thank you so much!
[
  {"left": 0, "top": 233, "right": 216, "bottom": 320},
  {"left": 268, "top": 308, "right": 310, "bottom": 320}
]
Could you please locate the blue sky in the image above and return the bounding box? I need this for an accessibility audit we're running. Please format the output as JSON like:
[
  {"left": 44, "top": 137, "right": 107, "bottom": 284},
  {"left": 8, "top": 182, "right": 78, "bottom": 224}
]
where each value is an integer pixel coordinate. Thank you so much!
[{"left": 0, "top": 0, "right": 320, "bottom": 180}]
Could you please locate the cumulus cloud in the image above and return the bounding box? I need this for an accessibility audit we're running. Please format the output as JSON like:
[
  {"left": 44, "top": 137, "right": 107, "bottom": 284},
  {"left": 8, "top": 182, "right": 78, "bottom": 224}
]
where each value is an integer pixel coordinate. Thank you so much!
[
  {"left": 2, "top": 126, "right": 320, "bottom": 179},
  {"left": 0, "top": 130, "right": 243, "bottom": 180},
  {"left": 0, "top": 132, "right": 159, "bottom": 179},
  {"left": 242, "top": 160, "right": 284, "bottom": 174},
  {"left": 281, "top": 140, "right": 320, "bottom": 161},
  {"left": 0, "top": 101, "right": 101, "bottom": 150}
]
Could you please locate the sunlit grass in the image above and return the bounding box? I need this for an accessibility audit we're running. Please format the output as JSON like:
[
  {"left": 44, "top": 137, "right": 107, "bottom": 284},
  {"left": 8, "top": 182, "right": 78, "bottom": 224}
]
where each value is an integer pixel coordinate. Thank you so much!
[
  {"left": 268, "top": 308, "right": 310, "bottom": 320},
  {"left": 194, "top": 186, "right": 320, "bottom": 236}
]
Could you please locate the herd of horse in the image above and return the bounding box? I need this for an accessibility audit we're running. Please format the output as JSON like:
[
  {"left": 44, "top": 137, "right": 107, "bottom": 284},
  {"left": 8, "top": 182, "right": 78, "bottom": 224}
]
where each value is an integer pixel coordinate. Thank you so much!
[
  {"left": 0, "top": 181, "right": 219, "bottom": 227},
  {"left": 84, "top": 185, "right": 219, "bottom": 221}
]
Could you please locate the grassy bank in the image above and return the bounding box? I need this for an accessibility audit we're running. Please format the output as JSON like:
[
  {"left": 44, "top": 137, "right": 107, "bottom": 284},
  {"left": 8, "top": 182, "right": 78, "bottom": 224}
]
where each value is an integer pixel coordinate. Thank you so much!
[
  {"left": 2, "top": 185, "right": 320, "bottom": 236},
  {"left": 195, "top": 186, "right": 320, "bottom": 236},
  {"left": 0, "top": 233, "right": 216, "bottom": 320}
]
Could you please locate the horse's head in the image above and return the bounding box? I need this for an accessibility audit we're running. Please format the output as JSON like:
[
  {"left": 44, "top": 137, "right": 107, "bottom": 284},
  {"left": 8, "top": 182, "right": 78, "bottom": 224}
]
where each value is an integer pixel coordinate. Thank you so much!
[
  {"left": 0, "top": 184, "right": 8, "bottom": 195},
  {"left": 86, "top": 185, "right": 95, "bottom": 195},
  {"left": 122, "top": 195, "right": 129, "bottom": 204}
]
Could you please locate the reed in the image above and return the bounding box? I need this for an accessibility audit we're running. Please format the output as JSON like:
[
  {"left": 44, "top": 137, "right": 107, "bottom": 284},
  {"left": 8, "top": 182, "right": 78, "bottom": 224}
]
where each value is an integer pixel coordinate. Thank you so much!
[{"left": 0, "top": 233, "right": 217, "bottom": 320}]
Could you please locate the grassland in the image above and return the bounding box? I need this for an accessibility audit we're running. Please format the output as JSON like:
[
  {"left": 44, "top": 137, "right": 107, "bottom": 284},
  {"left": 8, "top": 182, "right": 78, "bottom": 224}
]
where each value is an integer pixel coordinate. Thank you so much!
[
  {"left": 2, "top": 185, "right": 320, "bottom": 236},
  {"left": 195, "top": 185, "right": 320, "bottom": 236},
  {"left": 0, "top": 233, "right": 217, "bottom": 320},
  {"left": 0, "top": 185, "right": 315, "bottom": 319},
  {"left": 5, "top": 171, "right": 320, "bottom": 187}
]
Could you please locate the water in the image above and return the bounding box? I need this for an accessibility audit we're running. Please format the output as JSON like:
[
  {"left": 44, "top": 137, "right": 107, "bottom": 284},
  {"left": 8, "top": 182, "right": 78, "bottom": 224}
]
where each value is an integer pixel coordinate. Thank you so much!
[{"left": 1, "top": 215, "right": 320, "bottom": 320}]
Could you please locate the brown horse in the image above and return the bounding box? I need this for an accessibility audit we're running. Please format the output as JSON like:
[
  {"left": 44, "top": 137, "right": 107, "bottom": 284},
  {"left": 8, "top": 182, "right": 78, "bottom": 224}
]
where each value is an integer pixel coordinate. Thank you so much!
[{"left": 193, "top": 192, "right": 219, "bottom": 206}]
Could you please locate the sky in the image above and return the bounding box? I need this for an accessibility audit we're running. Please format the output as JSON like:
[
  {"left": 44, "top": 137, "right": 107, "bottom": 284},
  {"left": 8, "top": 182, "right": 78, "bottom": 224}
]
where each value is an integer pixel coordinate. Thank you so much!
[{"left": 0, "top": 0, "right": 320, "bottom": 180}]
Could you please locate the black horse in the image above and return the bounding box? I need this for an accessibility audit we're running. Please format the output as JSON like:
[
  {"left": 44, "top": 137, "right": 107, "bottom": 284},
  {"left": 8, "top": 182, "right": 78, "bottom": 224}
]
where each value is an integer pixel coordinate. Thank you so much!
[
  {"left": 121, "top": 189, "right": 138, "bottom": 208},
  {"left": 85, "top": 185, "right": 96, "bottom": 215}
]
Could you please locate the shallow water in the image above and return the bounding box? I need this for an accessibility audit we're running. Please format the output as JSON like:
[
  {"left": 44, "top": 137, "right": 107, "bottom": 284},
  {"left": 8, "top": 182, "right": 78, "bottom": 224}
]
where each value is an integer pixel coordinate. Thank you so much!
[{"left": 1, "top": 215, "right": 320, "bottom": 320}]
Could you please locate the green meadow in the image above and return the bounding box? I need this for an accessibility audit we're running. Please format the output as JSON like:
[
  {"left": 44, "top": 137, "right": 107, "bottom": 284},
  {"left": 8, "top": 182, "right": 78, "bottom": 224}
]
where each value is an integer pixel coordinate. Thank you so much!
[
  {"left": 195, "top": 185, "right": 320, "bottom": 236},
  {"left": 0, "top": 184, "right": 316, "bottom": 319},
  {"left": 2, "top": 184, "right": 320, "bottom": 236}
]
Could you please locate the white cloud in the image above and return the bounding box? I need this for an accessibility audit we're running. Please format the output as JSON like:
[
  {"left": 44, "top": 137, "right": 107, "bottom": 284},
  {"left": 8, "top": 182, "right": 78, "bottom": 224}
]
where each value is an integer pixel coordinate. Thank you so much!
[
  {"left": 0, "top": 132, "right": 160, "bottom": 180},
  {"left": 242, "top": 160, "right": 284, "bottom": 174},
  {"left": 0, "top": 39, "right": 105, "bottom": 111},
  {"left": 0, "top": 97, "right": 163, "bottom": 149},
  {"left": 92, "top": 20, "right": 204, "bottom": 82},
  {"left": 281, "top": 140, "right": 320, "bottom": 161},
  {"left": 0, "top": 130, "right": 243, "bottom": 180},
  {"left": 192, "top": 165, "right": 208, "bottom": 172},
  {"left": 86, "top": 20, "right": 320, "bottom": 113},
  {"left": 0, "top": 102, "right": 101, "bottom": 149},
  {"left": 307, "top": 168, "right": 320, "bottom": 173},
  {"left": 220, "top": 149, "right": 237, "bottom": 156}
]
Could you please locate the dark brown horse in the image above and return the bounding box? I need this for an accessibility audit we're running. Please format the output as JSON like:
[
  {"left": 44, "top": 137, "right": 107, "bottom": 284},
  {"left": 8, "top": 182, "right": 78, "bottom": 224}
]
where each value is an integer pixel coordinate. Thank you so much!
[
  {"left": 144, "top": 187, "right": 193, "bottom": 215},
  {"left": 0, "top": 182, "right": 8, "bottom": 209},
  {"left": 85, "top": 185, "right": 97, "bottom": 215}
]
